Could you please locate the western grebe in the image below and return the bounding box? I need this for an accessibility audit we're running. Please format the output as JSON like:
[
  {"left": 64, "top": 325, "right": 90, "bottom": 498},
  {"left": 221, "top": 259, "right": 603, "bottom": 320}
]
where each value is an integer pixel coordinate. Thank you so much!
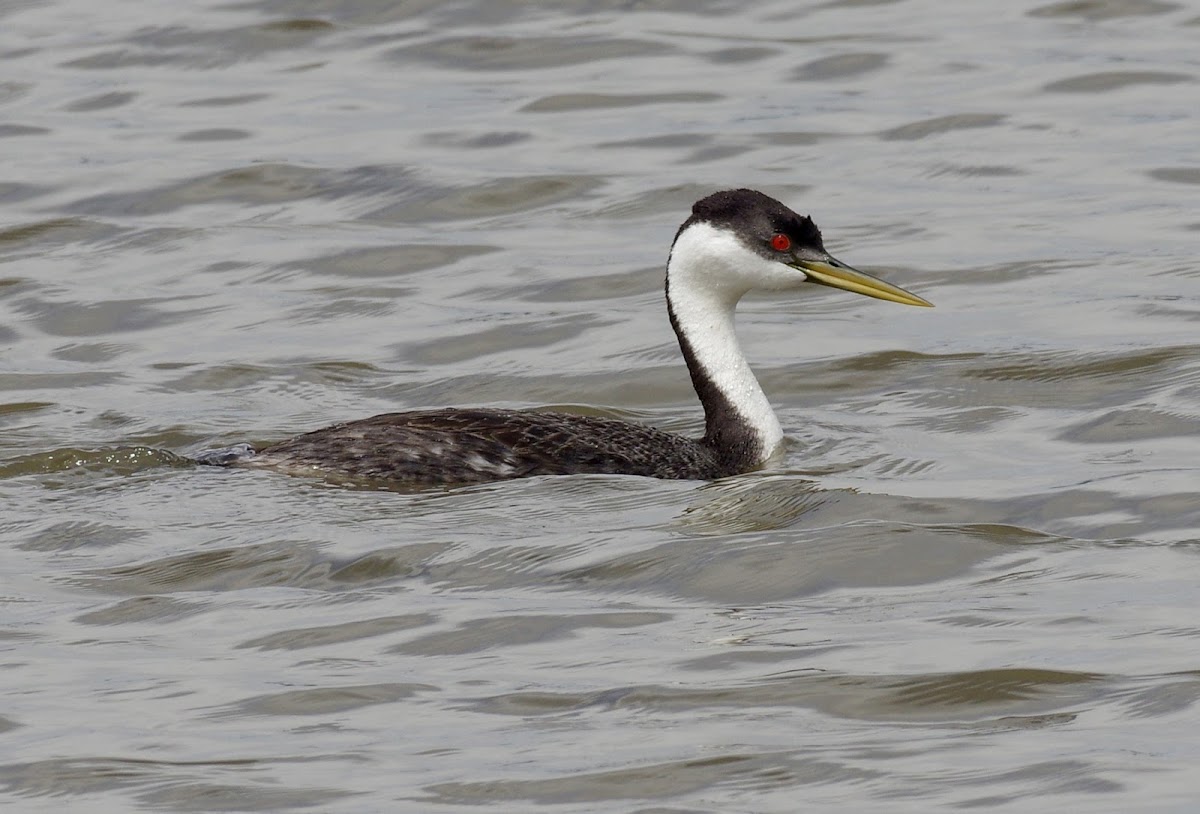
[{"left": 199, "top": 189, "right": 931, "bottom": 484}]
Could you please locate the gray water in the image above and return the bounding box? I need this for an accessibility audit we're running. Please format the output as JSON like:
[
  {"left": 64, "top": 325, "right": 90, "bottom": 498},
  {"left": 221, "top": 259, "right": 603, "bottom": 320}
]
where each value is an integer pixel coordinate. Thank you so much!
[{"left": 3, "top": 0, "right": 1200, "bottom": 811}]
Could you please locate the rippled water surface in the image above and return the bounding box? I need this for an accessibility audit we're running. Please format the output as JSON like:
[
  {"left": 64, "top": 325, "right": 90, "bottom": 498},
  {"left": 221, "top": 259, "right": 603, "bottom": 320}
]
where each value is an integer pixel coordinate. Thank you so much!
[{"left": 3, "top": 0, "right": 1200, "bottom": 811}]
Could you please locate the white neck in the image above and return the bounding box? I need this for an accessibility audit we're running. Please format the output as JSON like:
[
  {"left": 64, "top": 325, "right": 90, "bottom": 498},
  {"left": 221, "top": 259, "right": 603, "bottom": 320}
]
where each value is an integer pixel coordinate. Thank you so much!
[{"left": 666, "top": 223, "right": 784, "bottom": 463}]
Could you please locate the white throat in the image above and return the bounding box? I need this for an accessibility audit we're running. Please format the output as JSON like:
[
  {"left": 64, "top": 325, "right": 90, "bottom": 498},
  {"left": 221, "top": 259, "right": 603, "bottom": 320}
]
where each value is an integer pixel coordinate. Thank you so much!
[{"left": 666, "top": 222, "right": 785, "bottom": 461}]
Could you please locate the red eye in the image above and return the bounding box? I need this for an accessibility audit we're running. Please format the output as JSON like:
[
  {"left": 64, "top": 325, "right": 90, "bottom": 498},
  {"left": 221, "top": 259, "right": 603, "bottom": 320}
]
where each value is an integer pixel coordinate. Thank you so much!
[{"left": 771, "top": 233, "right": 791, "bottom": 251}]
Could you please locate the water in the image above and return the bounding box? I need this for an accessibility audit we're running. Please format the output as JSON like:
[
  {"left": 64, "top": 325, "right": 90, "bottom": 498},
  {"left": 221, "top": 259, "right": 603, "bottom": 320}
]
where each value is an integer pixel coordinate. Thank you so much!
[{"left": 2, "top": 0, "right": 1199, "bottom": 810}]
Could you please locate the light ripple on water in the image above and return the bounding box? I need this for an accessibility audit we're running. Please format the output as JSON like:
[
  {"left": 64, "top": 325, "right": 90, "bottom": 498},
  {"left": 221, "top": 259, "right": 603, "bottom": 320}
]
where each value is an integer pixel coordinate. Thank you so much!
[{"left": 3, "top": 0, "right": 1200, "bottom": 810}]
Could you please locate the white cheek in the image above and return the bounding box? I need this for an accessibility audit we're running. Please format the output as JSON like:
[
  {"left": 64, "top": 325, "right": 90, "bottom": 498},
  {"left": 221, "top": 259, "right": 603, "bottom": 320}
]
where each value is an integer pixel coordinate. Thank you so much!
[
  {"left": 670, "top": 223, "right": 807, "bottom": 296},
  {"left": 754, "top": 258, "right": 808, "bottom": 291}
]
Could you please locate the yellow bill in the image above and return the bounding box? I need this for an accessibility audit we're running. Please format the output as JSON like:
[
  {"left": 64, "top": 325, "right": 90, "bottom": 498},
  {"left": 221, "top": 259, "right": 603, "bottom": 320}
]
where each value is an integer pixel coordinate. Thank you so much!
[{"left": 794, "top": 255, "right": 933, "bottom": 307}]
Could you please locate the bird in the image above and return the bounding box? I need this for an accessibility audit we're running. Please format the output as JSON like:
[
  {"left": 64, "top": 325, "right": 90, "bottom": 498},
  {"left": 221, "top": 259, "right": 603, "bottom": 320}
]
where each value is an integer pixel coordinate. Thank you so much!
[{"left": 196, "top": 189, "right": 931, "bottom": 485}]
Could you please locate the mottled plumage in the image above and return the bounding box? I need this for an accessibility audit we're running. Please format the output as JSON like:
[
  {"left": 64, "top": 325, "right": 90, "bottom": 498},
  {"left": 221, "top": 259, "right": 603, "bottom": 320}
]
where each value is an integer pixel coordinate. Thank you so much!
[{"left": 241, "top": 408, "right": 732, "bottom": 484}]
